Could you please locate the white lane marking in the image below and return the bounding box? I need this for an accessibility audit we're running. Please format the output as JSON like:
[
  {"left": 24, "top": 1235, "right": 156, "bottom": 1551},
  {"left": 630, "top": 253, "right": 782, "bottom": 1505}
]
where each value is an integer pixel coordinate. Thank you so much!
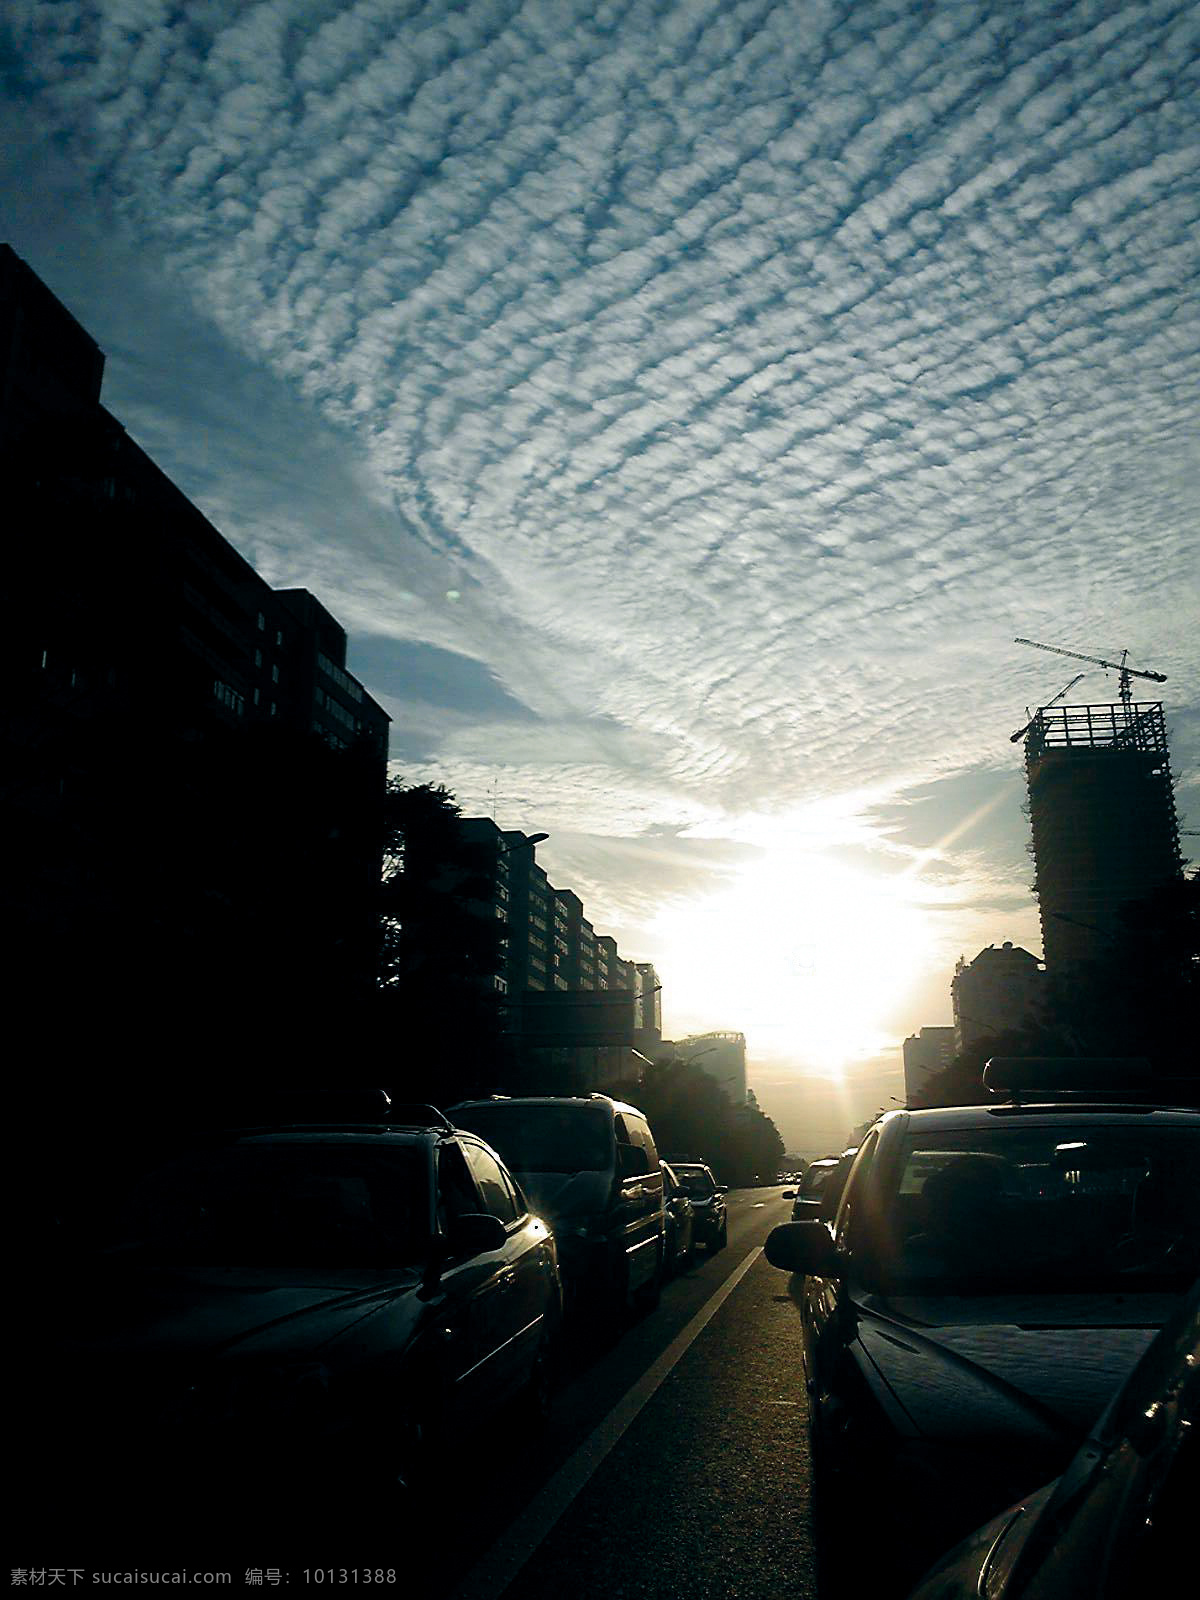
[{"left": 450, "top": 1246, "right": 764, "bottom": 1600}]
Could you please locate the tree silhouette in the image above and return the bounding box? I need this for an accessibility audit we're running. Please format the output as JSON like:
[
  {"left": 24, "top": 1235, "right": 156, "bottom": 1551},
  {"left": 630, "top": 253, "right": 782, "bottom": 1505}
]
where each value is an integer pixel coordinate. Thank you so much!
[
  {"left": 636, "top": 1055, "right": 786, "bottom": 1185},
  {"left": 376, "top": 779, "right": 507, "bottom": 1102}
]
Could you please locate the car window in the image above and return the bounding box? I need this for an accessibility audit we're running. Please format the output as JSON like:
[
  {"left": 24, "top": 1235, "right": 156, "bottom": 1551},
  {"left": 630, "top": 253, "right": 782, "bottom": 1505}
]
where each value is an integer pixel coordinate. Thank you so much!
[
  {"left": 625, "top": 1114, "right": 659, "bottom": 1164},
  {"left": 676, "top": 1168, "right": 716, "bottom": 1198},
  {"left": 462, "top": 1141, "right": 520, "bottom": 1225},
  {"left": 833, "top": 1133, "right": 878, "bottom": 1250},
  {"left": 881, "top": 1125, "right": 1200, "bottom": 1295},
  {"left": 437, "top": 1141, "right": 483, "bottom": 1230},
  {"left": 102, "top": 1144, "right": 427, "bottom": 1266},
  {"left": 452, "top": 1103, "right": 613, "bottom": 1172}
]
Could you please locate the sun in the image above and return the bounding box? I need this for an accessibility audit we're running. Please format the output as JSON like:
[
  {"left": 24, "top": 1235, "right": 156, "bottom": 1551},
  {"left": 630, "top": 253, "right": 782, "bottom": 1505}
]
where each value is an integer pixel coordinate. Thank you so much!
[{"left": 652, "top": 839, "right": 934, "bottom": 1077}]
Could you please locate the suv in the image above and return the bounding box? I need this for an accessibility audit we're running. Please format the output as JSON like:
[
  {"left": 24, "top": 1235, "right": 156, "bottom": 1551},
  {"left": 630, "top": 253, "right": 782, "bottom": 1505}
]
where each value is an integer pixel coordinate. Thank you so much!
[
  {"left": 17, "top": 1102, "right": 563, "bottom": 1542},
  {"left": 763, "top": 1058, "right": 1200, "bottom": 1598},
  {"left": 669, "top": 1161, "right": 728, "bottom": 1250},
  {"left": 450, "top": 1094, "right": 667, "bottom": 1321}
]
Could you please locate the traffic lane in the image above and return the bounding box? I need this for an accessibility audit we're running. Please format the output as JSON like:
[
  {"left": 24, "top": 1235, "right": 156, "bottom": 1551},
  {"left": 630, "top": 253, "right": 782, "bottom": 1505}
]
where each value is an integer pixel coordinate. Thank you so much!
[
  {"left": 400, "top": 1188, "right": 798, "bottom": 1594},
  {"left": 459, "top": 1245, "right": 819, "bottom": 1600},
  {"left": 548, "top": 1188, "right": 796, "bottom": 1439}
]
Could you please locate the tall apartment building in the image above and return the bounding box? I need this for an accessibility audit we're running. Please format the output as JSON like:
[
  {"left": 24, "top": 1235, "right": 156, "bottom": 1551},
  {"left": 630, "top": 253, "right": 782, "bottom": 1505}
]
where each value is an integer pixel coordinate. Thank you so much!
[
  {"left": 1023, "top": 698, "right": 1183, "bottom": 969},
  {"left": 902, "top": 1026, "right": 956, "bottom": 1103},
  {"left": 951, "top": 943, "right": 1045, "bottom": 1053},
  {"left": 456, "top": 817, "right": 657, "bottom": 1089},
  {"left": 673, "top": 1031, "right": 747, "bottom": 1103},
  {"left": 2, "top": 245, "right": 389, "bottom": 1012}
]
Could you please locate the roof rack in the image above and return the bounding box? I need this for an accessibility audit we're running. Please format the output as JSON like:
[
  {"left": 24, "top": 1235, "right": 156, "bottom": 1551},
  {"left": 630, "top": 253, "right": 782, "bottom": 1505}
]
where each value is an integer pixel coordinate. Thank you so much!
[
  {"left": 387, "top": 1103, "right": 456, "bottom": 1132},
  {"left": 982, "top": 1056, "right": 1200, "bottom": 1106}
]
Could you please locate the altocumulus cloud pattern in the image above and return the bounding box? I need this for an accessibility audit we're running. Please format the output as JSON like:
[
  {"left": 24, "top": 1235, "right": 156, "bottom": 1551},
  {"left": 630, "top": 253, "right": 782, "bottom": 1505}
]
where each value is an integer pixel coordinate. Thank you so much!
[{"left": 9, "top": 0, "right": 1200, "bottom": 830}]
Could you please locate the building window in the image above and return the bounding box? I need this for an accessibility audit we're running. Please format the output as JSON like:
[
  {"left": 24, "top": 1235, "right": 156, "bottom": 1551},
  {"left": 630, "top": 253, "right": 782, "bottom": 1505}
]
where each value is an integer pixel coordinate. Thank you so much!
[
  {"left": 271, "top": 663, "right": 280, "bottom": 683},
  {"left": 213, "top": 679, "right": 245, "bottom": 716},
  {"left": 254, "top": 648, "right": 262, "bottom": 668},
  {"left": 317, "top": 652, "right": 363, "bottom": 702},
  {"left": 257, "top": 612, "right": 265, "bottom": 631}
]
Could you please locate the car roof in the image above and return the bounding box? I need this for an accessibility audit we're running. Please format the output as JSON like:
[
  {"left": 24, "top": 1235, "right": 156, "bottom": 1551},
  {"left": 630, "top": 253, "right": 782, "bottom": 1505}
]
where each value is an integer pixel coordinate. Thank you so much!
[
  {"left": 876, "top": 1103, "right": 1200, "bottom": 1136},
  {"left": 451, "top": 1093, "right": 654, "bottom": 1120},
  {"left": 232, "top": 1126, "right": 439, "bottom": 1148}
]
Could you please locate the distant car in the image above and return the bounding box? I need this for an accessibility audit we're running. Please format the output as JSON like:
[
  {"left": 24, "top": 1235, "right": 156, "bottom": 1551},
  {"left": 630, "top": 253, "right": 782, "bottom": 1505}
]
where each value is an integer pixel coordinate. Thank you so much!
[
  {"left": 908, "top": 1276, "right": 1199, "bottom": 1600},
  {"left": 449, "top": 1094, "right": 666, "bottom": 1320},
  {"left": 782, "top": 1151, "right": 856, "bottom": 1221},
  {"left": 17, "top": 1106, "right": 563, "bottom": 1541},
  {"left": 670, "top": 1161, "right": 728, "bottom": 1251},
  {"left": 661, "top": 1161, "right": 695, "bottom": 1273},
  {"left": 764, "top": 1059, "right": 1200, "bottom": 1599}
]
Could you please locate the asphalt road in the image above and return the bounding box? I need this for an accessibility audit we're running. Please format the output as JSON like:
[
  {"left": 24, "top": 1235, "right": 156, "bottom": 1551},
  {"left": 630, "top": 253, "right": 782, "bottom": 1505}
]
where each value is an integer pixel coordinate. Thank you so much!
[
  {"left": 20, "top": 1189, "right": 820, "bottom": 1597},
  {"left": 442, "top": 1185, "right": 820, "bottom": 1600}
]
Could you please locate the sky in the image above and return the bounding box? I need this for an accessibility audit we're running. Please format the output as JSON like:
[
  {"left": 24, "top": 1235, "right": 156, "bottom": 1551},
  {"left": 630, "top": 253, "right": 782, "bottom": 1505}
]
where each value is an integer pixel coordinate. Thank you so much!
[{"left": 4, "top": 0, "right": 1198, "bottom": 1152}]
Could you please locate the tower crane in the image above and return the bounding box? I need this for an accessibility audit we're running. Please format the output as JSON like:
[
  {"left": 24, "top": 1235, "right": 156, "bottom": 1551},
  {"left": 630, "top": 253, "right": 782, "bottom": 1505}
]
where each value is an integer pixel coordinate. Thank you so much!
[
  {"left": 1013, "top": 638, "right": 1167, "bottom": 713},
  {"left": 1010, "top": 672, "right": 1086, "bottom": 742}
]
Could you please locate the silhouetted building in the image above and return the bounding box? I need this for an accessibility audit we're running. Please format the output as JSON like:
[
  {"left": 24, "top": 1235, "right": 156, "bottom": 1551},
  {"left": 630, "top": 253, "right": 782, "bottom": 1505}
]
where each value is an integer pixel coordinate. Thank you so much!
[
  {"left": 2, "top": 244, "right": 389, "bottom": 1023},
  {"left": 952, "top": 943, "right": 1045, "bottom": 1053},
  {"left": 1023, "top": 701, "right": 1183, "bottom": 969},
  {"left": 902, "top": 1026, "right": 956, "bottom": 1102},
  {"left": 672, "top": 1032, "right": 748, "bottom": 1103},
  {"left": 454, "top": 818, "right": 653, "bottom": 1094}
]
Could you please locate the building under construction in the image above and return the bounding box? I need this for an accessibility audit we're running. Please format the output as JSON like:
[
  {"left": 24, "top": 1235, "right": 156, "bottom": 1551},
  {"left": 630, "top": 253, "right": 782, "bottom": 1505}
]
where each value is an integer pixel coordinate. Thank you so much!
[{"left": 1024, "top": 698, "right": 1183, "bottom": 970}]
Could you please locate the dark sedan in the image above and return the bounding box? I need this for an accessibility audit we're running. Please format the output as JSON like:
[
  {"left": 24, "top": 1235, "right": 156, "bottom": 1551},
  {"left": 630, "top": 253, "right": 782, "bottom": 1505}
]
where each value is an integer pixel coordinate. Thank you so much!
[
  {"left": 661, "top": 1161, "right": 696, "bottom": 1273},
  {"left": 908, "top": 1276, "right": 1199, "bottom": 1600},
  {"left": 17, "top": 1109, "right": 563, "bottom": 1544},
  {"left": 783, "top": 1149, "right": 856, "bottom": 1221},
  {"left": 670, "top": 1161, "right": 728, "bottom": 1251},
  {"left": 764, "top": 1065, "right": 1200, "bottom": 1598}
]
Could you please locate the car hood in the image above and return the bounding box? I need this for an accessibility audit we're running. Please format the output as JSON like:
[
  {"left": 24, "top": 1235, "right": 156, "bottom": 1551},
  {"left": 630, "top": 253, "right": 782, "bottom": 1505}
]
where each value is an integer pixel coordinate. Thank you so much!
[
  {"left": 515, "top": 1169, "right": 612, "bottom": 1223},
  {"left": 47, "top": 1258, "right": 428, "bottom": 1362},
  {"left": 853, "top": 1292, "right": 1166, "bottom": 1444}
]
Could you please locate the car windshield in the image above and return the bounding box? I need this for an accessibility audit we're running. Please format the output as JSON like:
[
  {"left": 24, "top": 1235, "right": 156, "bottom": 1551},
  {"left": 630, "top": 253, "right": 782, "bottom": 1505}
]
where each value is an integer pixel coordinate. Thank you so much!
[
  {"left": 676, "top": 1169, "right": 716, "bottom": 1197},
  {"left": 874, "top": 1125, "right": 1199, "bottom": 1296},
  {"left": 95, "top": 1145, "right": 428, "bottom": 1267},
  {"left": 452, "top": 1103, "right": 612, "bottom": 1173}
]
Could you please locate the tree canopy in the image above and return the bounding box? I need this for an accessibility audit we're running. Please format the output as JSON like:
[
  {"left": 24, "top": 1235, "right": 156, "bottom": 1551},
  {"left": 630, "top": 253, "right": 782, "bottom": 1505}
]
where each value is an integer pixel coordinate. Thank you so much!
[{"left": 635, "top": 1055, "right": 786, "bottom": 1187}]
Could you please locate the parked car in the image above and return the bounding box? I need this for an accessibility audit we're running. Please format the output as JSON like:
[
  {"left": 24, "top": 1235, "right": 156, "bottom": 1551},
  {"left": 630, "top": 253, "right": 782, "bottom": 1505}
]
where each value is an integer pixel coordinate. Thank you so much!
[
  {"left": 907, "top": 1275, "right": 1199, "bottom": 1600},
  {"left": 17, "top": 1104, "right": 563, "bottom": 1543},
  {"left": 763, "top": 1059, "right": 1200, "bottom": 1599},
  {"left": 783, "top": 1149, "right": 856, "bottom": 1221},
  {"left": 661, "top": 1160, "right": 696, "bottom": 1273},
  {"left": 449, "top": 1094, "right": 667, "bottom": 1320},
  {"left": 670, "top": 1161, "right": 728, "bottom": 1250}
]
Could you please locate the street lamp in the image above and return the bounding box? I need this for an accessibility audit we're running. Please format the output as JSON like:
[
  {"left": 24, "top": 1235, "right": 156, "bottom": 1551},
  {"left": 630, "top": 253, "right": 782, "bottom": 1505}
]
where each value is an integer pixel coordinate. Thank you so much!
[{"left": 499, "top": 832, "right": 548, "bottom": 855}]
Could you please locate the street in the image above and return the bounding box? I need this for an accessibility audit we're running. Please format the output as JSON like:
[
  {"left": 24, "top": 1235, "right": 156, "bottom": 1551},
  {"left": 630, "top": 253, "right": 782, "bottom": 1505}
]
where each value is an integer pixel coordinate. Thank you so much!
[
  {"left": 419, "top": 1186, "right": 818, "bottom": 1600},
  {"left": 24, "top": 1189, "right": 820, "bottom": 1599}
]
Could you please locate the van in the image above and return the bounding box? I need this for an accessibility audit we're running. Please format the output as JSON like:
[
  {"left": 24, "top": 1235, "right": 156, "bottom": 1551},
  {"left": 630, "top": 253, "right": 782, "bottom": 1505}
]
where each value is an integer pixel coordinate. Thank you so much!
[{"left": 449, "top": 1094, "right": 666, "bottom": 1320}]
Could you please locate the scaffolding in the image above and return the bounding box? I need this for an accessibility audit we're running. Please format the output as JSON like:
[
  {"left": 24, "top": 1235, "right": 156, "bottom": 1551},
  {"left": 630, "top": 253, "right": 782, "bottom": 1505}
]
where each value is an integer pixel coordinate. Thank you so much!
[{"left": 1024, "top": 702, "right": 1183, "bottom": 970}]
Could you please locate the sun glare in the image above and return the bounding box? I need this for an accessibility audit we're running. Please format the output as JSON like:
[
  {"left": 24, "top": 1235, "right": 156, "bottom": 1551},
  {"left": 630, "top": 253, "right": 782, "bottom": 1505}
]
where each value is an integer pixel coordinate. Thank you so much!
[{"left": 653, "top": 841, "right": 935, "bottom": 1077}]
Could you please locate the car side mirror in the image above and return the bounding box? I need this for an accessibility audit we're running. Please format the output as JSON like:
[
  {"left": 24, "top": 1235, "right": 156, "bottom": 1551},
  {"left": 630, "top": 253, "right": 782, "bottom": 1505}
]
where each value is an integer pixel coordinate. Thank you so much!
[
  {"left": 716, "top": 1185, "right": 728, "bottom": 1194},
  {"left": 782, "top": 1190, "right": 796, "bottom": 1199},
  {"left": 764, "top": 1220, "right": 841, "bottom": 1276},
  {"left": 446, "top": 1212, "right": 507, "bottom": 1256}
]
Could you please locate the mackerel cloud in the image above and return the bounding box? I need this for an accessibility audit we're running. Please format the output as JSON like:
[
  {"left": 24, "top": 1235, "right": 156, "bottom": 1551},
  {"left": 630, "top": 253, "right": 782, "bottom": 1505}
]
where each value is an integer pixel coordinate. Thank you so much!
[{"left": 10, "top": 0, "right": 1200, "bottom": 829}]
